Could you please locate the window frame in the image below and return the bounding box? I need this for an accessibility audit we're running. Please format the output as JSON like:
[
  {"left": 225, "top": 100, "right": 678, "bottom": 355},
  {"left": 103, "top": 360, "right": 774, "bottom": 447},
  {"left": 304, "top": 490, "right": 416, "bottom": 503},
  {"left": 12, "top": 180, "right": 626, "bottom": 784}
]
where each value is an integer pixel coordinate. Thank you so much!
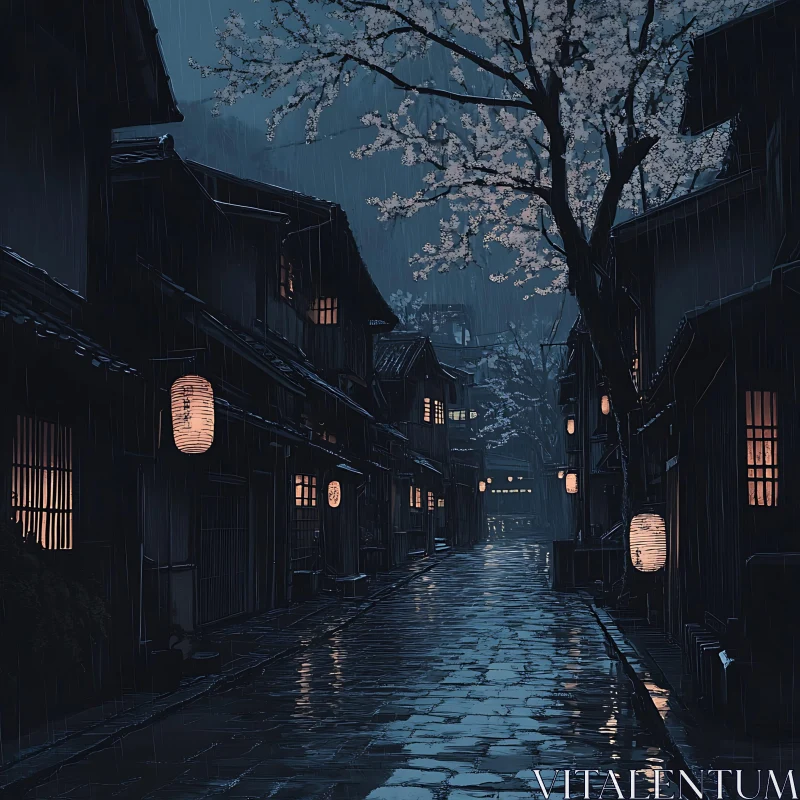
[
  {"left": 11, "top": 415, "right": 74, "bottom": 550},
  {"left": 294, "top": 473, "right": 318, "bottom": 507},
  {"left": 744, "top": 390, "right": 779, "bottom": 507},
  {"left": 309, "top": 296, "right": 339, "bottom": 325}
]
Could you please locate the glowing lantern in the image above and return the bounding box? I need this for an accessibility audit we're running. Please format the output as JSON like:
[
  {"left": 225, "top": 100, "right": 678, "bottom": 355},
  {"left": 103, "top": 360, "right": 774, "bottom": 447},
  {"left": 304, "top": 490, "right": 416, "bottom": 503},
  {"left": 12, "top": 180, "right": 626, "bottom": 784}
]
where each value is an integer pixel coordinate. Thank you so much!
[
  {"left": 171, "top": 376, "right": 214, "bottom": 454},
  {"left": 601, "top": 395, "right": 611, "bottom": 416},
  {"left": 630, "top": 511, "right": 667, "bottom": 572},
  {"left": 479, "top": 481, "right": 486, "bottom": 493},
  {"left": 507, "top": 476, "right": 513, "bottom": 483},
  {"left": 566, "top": 417, "right": 576, "bottom": 435},
  {"left": 487, "top": 477, "right": 493, "bottom": 484},
  {"left": 327, "top": 480, "right": 341, "bottom": 508},
  {"left": 558, "top": 470, "right": 565, "bottom": 479},
  {"left": 565, "top": 472, "right": 578, "bottom": 494}
]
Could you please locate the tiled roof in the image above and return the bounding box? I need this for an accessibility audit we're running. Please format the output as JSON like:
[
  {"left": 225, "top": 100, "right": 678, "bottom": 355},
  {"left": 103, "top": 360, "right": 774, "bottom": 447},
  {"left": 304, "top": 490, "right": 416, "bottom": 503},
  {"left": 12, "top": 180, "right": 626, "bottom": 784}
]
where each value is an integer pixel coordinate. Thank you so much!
[
  {"left": 375, "top": 335, "right": 428, "bottom": 378},
  {"left": 0, "top": 247, "right": 139, "bottom": 376}
]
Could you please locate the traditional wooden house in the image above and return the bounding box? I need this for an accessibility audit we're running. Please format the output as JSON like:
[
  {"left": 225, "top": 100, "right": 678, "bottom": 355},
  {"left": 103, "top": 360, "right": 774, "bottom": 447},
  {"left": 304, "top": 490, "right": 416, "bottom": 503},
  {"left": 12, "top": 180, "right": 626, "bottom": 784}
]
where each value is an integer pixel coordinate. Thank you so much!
[
  {"left": 108, "top": 138, "right": 399, "bottom": 647},
  {"left": 0, "top": 1, "right": 181, "bottom": 701},
  {"left": 608, "top": 0, "right": 800, "bottom": 730},
  {"left": 186, "top": 161, "right": 398, "bottom": 594},
  {"left": 375, "top": 334, "right": 456, "bottom": 558}
]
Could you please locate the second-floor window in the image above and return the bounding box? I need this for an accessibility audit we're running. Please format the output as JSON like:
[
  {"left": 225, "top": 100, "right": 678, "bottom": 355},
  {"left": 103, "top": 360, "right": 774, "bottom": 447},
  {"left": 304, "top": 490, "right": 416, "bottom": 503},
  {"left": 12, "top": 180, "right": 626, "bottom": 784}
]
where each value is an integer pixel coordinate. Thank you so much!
[
  {"left": 745, "top": 391, "right": 778, "bottom": 507},
  {"left": 448, "top": 409, "right": 477, "bottom": 422},
  {"left": 427, "top": 491, "right": 435, "bottom": 511},
  {"left": 434, "top": 400, "right": 445, "bottom": 425},
  {"left": 423, "top": 397, "right": 432, "bottom": 423},
  {"left": 294, "top": 474, "right": 317, "bottom": 507},
  {"left": 409, "top": 485, "right": 422, "bottom": 509},
  {"left": 280, "top": 254, "right": 295, "bottom": 303},
  {"left": 309, "top": 297, "right": 338, "bottom": 325}
]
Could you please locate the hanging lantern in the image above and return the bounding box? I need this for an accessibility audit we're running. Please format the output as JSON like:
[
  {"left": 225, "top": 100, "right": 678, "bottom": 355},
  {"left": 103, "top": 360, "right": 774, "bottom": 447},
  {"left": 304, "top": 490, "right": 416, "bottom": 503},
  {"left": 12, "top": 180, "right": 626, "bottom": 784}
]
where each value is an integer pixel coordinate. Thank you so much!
[
  {"left": 507, "top": 476, "right": 513, "bottom": 483},
  {"left": 487, "top": 477, "right": 493, "bottom": 484},
  {"left": 630, "top": 511, "right": 667, "bottom": 572},
  {"left": 565, "top": 472, "right": 578, "bottom": 494},
  {"left": 327, "top": 480, "right": 341, "bottom": 508},
  {"left": 600, "top": 395, "right": 611, "bottom": 416},
  {"left": 478, "top": 480, "right": 486, "bottom": 493},
  {"left": 558, "top": 470, "right": 565, "bottom": 480},
  {"left": 566, "top": 417, "right": 576, "bottom": 435},
  {"left": 171, "top": 376, "right": 214, "bottom": 454}
]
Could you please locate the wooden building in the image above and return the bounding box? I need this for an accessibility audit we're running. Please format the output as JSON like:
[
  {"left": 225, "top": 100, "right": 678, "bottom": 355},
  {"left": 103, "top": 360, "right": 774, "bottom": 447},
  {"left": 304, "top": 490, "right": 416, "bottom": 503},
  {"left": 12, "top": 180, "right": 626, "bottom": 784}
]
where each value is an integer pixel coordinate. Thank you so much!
[
  {"left": 375, "top": 334, "right": 457, "bottom": 559},
  {"left": 0, "top": 0, "right": 182, "bottom": 699},
  {"left": 604, "top": 0, "right": 800, "bottom": 731}
]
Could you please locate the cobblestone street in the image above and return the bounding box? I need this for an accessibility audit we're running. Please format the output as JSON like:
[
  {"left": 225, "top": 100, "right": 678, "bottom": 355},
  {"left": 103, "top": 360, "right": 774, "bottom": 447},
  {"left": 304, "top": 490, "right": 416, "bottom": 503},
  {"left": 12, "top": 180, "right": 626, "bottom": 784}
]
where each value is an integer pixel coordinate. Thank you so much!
[{"left": 24, "top": 521, "right": 668, "bottom": 800}]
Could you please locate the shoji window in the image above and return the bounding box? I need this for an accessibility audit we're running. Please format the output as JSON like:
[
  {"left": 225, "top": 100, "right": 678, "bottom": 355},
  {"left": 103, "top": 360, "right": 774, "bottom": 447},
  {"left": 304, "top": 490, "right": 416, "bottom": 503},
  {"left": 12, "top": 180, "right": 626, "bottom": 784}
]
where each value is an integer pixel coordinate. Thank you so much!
[
  {"left": 745, "top": 391, "right": 778, "bottom": 507},
  {"left": 434, "top": 400, "right": 445, "bottom": 425},
  {"left": 309, "top": 297, "right": 338, "bottom": 325},
  {"left": 423, "top": 397, "right": 432, "bottom": 423},
  {"left": 12, "top": 415, "right": 73, "bottom": 549},
  {"left": 294, "top": 474, "right": 317, "bottom": 507}
]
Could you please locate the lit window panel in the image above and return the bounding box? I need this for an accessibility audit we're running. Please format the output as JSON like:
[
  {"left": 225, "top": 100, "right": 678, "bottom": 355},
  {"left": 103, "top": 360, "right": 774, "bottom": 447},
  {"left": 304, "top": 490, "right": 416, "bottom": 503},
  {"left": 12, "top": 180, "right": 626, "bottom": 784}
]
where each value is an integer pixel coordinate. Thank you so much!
[
  {"left": 12, "top": 416, "right": 73, "bottom": 550},
  {"left": 423, "top": 397, "right": 432, "bottom": 423},
  {"left": 294, "top": 474, "right": 317, "bottom": 507},
  {"left": 434, "top": 400, "right": 445, "bottom": 425},
  {"left": 745, "top": 390, "right": 778, "bottom": 507},
  {"left": 309, "top": 297, "right": 338, "bottom": 325}
]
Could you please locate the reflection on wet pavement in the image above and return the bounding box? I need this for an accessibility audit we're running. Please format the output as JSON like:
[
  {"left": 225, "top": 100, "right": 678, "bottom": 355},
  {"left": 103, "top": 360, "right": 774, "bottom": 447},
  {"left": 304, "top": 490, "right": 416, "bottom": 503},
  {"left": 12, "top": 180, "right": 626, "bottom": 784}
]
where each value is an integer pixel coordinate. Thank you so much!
[{"left": 27, "top": 519, "right": 667, "bottom": 799}]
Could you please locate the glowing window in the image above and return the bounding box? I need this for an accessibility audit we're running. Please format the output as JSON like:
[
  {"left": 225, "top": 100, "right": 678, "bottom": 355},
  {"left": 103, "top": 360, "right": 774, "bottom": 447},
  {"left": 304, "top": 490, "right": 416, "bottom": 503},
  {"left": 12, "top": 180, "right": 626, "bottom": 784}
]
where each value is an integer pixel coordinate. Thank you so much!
[
  {"left": 437, "top": 497, "right": 445, "bottom": 508},
  {"left": 409, "top": 485, "right": 422, "bottom": 509},
  {"left": 12, "top": 416, "right": 73, "bottom": 550},
  {"left": 746, "top": 391, "right": 778, "bottom": 507},
  {"left": 423, "top": 397, "right": 432, "bottom": 423},
  {"left": 294, "top": 474, "right": 317, "bottom": 507},
  {"left": 427, "top": 491, "right": 435, "bottom": 511},
  {"left": 434, "top": 400, "right": 445, "bottom": 425},
  {"left": 449, "top": 409, "right": 466, "bottom": 422},
  {"left": 309, "top": 297, "right": 338, "bottom": 325}
]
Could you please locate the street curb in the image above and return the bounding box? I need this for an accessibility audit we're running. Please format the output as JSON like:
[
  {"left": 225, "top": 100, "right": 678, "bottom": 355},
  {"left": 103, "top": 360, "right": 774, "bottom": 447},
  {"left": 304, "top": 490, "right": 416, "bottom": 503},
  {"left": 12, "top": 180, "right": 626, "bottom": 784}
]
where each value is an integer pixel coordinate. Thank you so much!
[
  {"left": 587, "top": 602, "right": 713, "bottom": 795},
  {"left": 0, "top": 554, "right": 447, "bottom": 797}
]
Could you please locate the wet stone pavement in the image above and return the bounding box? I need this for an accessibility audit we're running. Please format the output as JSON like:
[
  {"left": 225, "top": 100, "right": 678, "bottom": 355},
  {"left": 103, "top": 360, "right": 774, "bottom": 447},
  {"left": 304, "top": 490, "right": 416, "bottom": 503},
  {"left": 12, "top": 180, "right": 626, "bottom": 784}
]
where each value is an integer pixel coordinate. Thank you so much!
[{"left": 24, "top": 519, "right": 669, "bottom": 800}]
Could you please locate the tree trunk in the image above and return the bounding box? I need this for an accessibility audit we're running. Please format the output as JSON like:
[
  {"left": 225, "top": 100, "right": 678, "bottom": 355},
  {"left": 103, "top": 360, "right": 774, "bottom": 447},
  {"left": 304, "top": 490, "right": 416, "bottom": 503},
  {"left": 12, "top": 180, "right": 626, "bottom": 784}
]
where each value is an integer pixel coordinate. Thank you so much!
[{"left": 567, "top": 243, "right": 646, "bottom": 597}]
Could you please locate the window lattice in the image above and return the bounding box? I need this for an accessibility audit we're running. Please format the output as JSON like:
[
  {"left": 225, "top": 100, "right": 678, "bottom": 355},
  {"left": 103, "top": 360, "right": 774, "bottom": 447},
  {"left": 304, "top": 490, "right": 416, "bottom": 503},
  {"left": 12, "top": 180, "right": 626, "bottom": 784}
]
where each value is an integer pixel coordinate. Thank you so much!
[
  {"left": 427, "top": 491, "right": 435, "bottom": 511},
  {"left": 745, "top": 390, "right": 778, "bottom": 507},
  {"left": 434, "top": 400, "right": 445, "bottom": 425},
  {"left": 423, "top": 397, "right": 432, "bottom": 423},
  {"left": 294, "top": 474, "right": 318, "bottom": 507},
  {"left": 309, "top": 297, "right": 338, "bottom": 325},
  {"left": 12, "top": 415, "right": 73, "bottom": 550},
  {"left": 409, "top": 485, "right": 422, "bottom": 509}
]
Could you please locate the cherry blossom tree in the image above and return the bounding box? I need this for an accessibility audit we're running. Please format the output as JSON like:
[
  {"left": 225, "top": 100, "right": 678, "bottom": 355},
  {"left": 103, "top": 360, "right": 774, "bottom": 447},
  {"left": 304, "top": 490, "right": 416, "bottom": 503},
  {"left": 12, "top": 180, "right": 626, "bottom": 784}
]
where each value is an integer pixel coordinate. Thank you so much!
[
  {"left": 193, "top": 0, "right": 766, "bottom": 548},
  {"left": 475, "top": 324, "right": 562, "bottom": 464}
]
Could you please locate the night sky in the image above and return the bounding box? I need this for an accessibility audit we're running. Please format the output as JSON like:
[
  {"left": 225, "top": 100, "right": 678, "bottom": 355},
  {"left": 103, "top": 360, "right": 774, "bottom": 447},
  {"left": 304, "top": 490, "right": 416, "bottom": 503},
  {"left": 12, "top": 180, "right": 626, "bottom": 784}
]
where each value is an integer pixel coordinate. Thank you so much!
[{"left": 130, "top": 0, "right": 574, "bottom": 340}]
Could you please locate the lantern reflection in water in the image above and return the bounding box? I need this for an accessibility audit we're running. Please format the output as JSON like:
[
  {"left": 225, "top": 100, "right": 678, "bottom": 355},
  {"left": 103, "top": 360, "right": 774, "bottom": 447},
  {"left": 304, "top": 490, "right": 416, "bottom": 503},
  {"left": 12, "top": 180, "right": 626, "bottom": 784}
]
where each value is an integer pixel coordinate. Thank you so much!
[
  {"left": 171, "top": 376, "right": 214, "bottom": 454},
  {"left": 630, "top": 512, "right": 666, "bottom": 572}
]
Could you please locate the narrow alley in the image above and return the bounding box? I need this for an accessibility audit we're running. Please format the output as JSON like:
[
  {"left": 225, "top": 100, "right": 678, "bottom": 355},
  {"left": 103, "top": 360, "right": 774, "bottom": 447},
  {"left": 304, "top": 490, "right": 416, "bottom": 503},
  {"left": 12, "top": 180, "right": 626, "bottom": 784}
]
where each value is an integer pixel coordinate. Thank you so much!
[{"left": 21, "top": 522, "right": 669, "bottom": 800}]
